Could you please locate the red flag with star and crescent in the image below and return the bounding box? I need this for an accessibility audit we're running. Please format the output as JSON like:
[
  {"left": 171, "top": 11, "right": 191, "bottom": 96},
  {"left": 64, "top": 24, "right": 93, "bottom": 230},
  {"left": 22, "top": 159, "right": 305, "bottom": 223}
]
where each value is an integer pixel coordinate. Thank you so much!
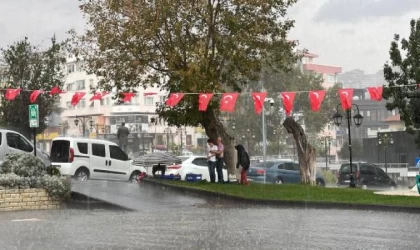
[
  {"left": 166, "top": 93, "right": 185, "bottom": 107},
  {"left": 338, "top": 89, "right": 354, "bottom": 110},
  {"left": 367, "top": 86, "right": 383, "bottom": 101},
  {"left": 30, "top": 90, "right": 43, "bottom": 103},
  {"left": 198, "top": 93, "right": 213, "bottom": 111},
  {"left": 251, "top": 92, "right": 267, "bottom": 114},
  {"left": 219, "top": 93, "right": 239, "bottom": 112},
  {"left": 5, "top": 88, "right": 21, "bottom": 101},
  {"left": 308, "top": 90, "right": 326, "bottom": 112},
  {"left": 71, "top": 92, "right": 86, "bottom": 106},
  {"left": 281, "top": 92, "right": 296, "bottom": 116}
]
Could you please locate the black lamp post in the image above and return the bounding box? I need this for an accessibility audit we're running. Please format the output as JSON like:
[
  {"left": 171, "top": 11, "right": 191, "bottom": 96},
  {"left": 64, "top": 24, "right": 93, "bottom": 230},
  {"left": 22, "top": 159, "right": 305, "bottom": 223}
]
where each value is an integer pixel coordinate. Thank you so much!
[
  {"left": 164, "top": 128, "right": 173, "bottom": 152},
  {"left": 74, "top": 116, "right": 94, "bottom": 137},
  {"left": 321, "top": 136, "right": 332, "bottom": 171},
  {"left": 378, "top": 133, "right": 394, "bottom": 174},
  {"left": 333, "top": 104, "right": 363, "bottom": 188}
]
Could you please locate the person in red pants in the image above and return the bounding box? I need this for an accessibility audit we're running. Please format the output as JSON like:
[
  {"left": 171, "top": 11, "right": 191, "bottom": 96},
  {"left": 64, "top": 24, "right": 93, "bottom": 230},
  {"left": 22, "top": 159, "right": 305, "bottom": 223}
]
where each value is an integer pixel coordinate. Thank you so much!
[{"left": 235, "top": 144, "right": 250, "bottom": 185}]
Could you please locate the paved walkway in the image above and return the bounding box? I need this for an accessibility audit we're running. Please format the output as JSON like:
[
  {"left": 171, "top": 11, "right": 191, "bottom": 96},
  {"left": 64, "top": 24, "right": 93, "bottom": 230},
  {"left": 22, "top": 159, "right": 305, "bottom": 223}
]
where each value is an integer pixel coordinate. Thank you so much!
[{"left": 375, "top": 186, "right": 420, "bottom": 197}]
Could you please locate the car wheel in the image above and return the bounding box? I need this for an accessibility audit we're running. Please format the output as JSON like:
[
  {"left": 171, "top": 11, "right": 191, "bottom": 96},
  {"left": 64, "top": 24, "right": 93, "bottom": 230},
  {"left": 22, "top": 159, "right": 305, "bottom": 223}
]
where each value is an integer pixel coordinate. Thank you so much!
[
  {"left": 275, "top": 178, "right": 284, "bottom": 185},
  {"left": 74, "top": 168, "right": 89, "bottom": 181},
  {"left": 316, "top": 179, "right": 325, "bottom": 187},
  {"left": 129, "top": 171, "right": 140, "bottom": 183}
]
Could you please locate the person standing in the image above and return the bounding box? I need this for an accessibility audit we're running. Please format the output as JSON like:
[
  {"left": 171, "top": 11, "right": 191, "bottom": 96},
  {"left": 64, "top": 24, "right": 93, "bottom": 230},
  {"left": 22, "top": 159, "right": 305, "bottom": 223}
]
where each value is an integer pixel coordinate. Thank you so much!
[
  {"left": 207, "top": 139, "right": 218, "bottom": 183},
  {"left": 211, "top": 136, "right": 225, "bottom": 183},
  {"left": 235, "top": 144, "right": 250, "bottom": 185},
  {"left": 117, "top": 122, "right": 130, "bottom": 153}
]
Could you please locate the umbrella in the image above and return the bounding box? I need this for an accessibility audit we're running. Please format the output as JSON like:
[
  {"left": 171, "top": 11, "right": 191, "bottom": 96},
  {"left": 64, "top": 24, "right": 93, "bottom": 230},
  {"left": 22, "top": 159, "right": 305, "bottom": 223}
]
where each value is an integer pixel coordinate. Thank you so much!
[{"left": 132, "top": 151, "right": 182, "bottom": 167}]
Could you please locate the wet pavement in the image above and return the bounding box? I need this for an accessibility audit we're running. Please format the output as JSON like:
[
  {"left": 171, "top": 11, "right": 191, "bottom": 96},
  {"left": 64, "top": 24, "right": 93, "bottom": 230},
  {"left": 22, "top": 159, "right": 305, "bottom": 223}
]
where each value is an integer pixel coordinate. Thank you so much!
[{"left": 0, "top": 180, "right": 419, "bottom": 249}]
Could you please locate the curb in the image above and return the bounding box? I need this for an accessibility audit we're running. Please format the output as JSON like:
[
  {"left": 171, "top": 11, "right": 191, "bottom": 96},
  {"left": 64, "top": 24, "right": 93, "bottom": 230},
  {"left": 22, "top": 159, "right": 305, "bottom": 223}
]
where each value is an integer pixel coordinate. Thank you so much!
[
  {"left": 65, "top": 191, "right": 135, "bottom": 211},
  {"left": 142, "top": 178, "right": 420, "bottom": 213}
]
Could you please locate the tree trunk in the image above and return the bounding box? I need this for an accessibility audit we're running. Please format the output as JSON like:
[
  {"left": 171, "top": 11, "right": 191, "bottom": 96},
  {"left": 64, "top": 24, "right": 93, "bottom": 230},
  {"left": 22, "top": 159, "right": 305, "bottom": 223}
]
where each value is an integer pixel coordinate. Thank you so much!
[
  {"left": 283, "top": 117, "right": 316, "bottom": 185},
  {"left": 201, "top": 109, "right": 236, "bottom": 179}
]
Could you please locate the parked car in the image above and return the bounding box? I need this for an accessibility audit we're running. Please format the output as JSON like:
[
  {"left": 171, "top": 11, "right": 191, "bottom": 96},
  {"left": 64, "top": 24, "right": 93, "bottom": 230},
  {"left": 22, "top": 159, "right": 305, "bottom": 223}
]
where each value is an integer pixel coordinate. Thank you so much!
[
  {"left": 49, "top": 137, "right": 146, "bottom": 182},
  {"left": 0, "top": 129, "right": 50, "bottom": 167},
  {"left": 337, "top": 162, "right": 397, "bottom": 188},
  {"left": 165, "top": 155, "right": 229, "bottom": 182},
  {"left": 247, "top": 161, "right": 326, "bottom": 186}
]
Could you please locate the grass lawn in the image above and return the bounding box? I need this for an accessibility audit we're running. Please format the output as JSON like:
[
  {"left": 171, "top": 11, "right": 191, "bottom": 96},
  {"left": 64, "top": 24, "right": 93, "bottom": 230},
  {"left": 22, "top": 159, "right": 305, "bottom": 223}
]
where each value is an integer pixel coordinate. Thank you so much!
[{"left": 152, "top": 179, "right": 420, "bottom": 207}]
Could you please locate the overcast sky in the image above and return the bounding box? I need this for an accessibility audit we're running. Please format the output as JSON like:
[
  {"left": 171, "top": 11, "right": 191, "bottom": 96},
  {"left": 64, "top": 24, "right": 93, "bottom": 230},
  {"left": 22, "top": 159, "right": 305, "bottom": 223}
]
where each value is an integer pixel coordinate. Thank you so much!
[{"left": 1, "top": 0, "right": 419, "bottom": 74}]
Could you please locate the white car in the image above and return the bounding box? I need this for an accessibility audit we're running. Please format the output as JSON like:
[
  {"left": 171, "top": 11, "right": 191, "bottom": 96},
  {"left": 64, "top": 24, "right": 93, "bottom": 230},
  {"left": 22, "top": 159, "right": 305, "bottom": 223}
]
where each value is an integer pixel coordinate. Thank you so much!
[
  {"left": 0, "top": 129, "right": 50, "bottom": 166},
  {"left": 50, "top": 137, "right": 146, "bottom": 182},
  {"left": 166, "top": 155, "right": 229, "bottom": 182}
]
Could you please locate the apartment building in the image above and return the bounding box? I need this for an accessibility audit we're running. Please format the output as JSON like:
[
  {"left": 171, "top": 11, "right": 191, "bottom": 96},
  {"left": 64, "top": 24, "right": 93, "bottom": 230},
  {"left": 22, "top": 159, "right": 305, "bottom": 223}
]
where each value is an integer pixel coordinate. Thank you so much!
[{"left": 47, "top": 59, "right": 198, "bottom": 155}]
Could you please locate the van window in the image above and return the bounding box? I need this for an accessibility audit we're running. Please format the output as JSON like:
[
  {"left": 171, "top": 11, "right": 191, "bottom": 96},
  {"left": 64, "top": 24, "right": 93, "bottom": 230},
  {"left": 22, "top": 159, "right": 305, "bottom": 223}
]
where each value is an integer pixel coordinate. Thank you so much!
[
  {"left": 77, "top": 143, "right": 88, "bottom": 154},
  {"left": 92, "top": 143, "right": 106, "bottom": 157},
  {"left": 340, "top": 164, "right": 357, "bottom": 174},
  {"left": 109, "top": 145, "right": 128, "bottom": 161},
  {"left": 50, "top": 140, "right": 70, "bottom": 163},
  {"left": 6, "top": 133, "right": 33, "bottom": 152}
]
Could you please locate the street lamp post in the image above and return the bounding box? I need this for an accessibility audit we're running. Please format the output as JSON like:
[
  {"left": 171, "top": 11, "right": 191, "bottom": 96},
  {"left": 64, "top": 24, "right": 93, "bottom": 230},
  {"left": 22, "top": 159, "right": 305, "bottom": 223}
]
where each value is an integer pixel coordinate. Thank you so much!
[
  {"left": 164, "top": 128, "right": 173, "bottom": 152},
  {"left": 176, "top": 127, "right": 186, "bottom": 155},
  {"left": 60, "top": 121, "right": 70, "bottom": 136},
  {"left": 333, "top": 104, "right": 363, "bottom": 188},
  {"left": 321, "top": 136, "right": 332, "bottom": 171},
  {"left": 74, "top": 115, "right": 94, "bottom": 137},
  {"left": 378, "top": 133, "right": 394, "bottom": 174},
  {"left": 261, "top": 98, "right": 274, "bottom": 184}
]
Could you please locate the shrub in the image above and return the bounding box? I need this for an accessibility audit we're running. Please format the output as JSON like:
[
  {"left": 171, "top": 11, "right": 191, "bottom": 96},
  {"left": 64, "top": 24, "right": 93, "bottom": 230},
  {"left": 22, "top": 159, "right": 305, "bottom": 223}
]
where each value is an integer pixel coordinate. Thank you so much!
[
  {"left": 0, "top": 153, "right": 46, "bottom": 177},
  {"left": 0, "top": 173, "right": 71, "bottom": 201},
  {"left": 321, "top": 169, "right": 337, "bottom": 185}
]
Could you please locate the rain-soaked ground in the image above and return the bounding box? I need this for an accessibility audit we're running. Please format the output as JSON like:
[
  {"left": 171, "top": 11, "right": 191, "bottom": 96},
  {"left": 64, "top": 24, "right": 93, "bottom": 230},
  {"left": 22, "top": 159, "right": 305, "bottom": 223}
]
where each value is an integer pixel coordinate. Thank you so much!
[{"left": 0, "top": 180, "right": 419, "bottom": 250}]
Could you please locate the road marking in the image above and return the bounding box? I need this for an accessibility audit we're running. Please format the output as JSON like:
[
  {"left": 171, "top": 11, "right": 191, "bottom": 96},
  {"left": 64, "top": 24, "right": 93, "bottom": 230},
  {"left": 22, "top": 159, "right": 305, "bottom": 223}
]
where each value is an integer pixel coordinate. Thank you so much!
[{"left": 11, "top": 218, "right": 43, "bottom": 222}]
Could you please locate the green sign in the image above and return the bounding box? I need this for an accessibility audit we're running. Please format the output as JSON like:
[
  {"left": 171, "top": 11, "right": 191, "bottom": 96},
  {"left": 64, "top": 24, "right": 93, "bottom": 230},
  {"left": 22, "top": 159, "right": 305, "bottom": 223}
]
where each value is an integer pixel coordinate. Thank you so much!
[{"left": 29, "top": 104, "right": 39, "bottom": 128}]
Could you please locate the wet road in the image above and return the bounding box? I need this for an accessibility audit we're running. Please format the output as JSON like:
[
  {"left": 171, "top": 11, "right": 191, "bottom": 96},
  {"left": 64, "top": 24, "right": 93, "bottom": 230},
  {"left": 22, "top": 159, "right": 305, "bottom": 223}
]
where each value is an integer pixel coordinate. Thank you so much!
[{"left": 0, "top": 181, "right": 419, "bottom": 250}]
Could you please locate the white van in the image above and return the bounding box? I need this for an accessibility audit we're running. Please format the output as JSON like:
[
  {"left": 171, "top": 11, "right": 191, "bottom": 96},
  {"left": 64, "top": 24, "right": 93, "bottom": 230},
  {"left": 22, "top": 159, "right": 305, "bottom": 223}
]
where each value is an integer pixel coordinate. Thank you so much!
[
  {"left": 49, "top": 137, "right": 146, "bottom": 182},
  {"left": 0, "top": 129, "right": 50, "bottom": 166}
]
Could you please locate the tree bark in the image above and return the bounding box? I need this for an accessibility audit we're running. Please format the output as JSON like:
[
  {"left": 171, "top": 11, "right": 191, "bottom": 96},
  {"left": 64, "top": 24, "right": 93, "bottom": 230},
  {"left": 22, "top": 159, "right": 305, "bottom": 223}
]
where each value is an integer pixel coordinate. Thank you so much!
[
  {"left": 283, "top": 117, "right": 316, "bottom": 185},
  {"left": 201, "top": 109, "right": 236, "bottom": 179}
]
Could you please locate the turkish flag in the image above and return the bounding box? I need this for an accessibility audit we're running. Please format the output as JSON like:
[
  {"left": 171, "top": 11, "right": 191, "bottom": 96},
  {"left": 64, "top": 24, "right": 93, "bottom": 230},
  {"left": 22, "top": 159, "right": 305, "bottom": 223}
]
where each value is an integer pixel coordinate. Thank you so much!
[
  {"left": 281, "top": 92, "right": 296, "bottom": 116},
  {"left": 122, "top": 92, "right": 135, "bottom": 102},
  {"left": 338, "top": 89, "right": 354, "bottom": 110},
  {"left": 30, "top": 90, "right": 43, "bottom": 103},
  {"left": 308, "top": 90, "right": 326, "bottom": 112},
  {"left": 71, "top": 92, "right": 86, "bottom": 106},
  {"left": 50, "top": 86, "right": 65, "bottom": 95},
  {"left": 367, "top": 86, "right": 383, "bottom": 101},
  {"left": 90, "top": 91, "right": 108, "bottom": 101},
  {"left": 198, "top": 93, "right": 213, "bottom": 111},
  {"left": 166, "top": 93, "right": 185, "bottom": 107},
  {"left": 251, "top": 92, "right": 267, "bottom": 114},
  {"left": 5, "top": 88, "right": 21, "bottom": 101},
  {"left": 220, "top": 93, "right": 239, "bottom": 112}
]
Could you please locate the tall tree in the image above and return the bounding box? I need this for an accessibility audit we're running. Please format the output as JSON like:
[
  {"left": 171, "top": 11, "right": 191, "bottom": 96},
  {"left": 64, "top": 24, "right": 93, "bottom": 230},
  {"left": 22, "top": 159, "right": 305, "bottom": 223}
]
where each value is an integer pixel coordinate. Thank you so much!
[
  {"left": 72, "top": 0, "right": 298, "bottom": 175},
  {"left": 0, "top": 37, "right": 66, "bottom": 139},
  {"left": 383, "top": 18, "right": 420, "bottom": 143}
]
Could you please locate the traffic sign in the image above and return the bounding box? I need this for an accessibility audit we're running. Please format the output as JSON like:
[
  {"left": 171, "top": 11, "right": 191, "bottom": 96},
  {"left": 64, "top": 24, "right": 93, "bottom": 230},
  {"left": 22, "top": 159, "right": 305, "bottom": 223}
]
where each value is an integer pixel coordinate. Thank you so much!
[{"left": 29, "top": 104, "right": 39, "bottom": 128}]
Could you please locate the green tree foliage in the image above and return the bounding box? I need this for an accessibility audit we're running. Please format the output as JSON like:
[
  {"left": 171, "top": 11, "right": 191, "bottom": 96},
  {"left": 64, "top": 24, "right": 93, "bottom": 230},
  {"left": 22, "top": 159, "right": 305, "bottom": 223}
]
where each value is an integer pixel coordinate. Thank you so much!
[
  {"left": 338, "top": 140, "right": 363, "bottom": 161},
  {"left": 72, "top": 0, "right": 299, "bottom": 173},
  {"left": 0, "top": 37, "right": 66, "bottom": 139},
  {"left": 230, "top": 67, "right": 340, "bottom": 155},
  {"left": 383, "top": 18, "right": 420, "bottom": 142}
]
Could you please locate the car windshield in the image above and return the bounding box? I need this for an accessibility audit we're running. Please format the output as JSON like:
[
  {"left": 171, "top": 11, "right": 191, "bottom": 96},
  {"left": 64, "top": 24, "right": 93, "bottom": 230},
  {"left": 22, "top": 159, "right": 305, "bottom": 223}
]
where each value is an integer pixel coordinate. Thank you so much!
[
  {"left": 179, "top": 156, "right": 190, "bottom": 162},
  {"left": 253, "top": 162, "right": 276, "bottom": 168}
]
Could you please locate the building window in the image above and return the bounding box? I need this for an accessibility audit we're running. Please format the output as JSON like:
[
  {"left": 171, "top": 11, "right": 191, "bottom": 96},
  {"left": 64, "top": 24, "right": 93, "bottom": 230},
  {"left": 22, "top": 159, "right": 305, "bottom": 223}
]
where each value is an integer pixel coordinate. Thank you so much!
[
  {"left": 371, "top": 110, "right": 377, "bottom": 121},
  {"left": 159, "top": 96, "right": 166, "bottom": 104},
  {"left": 144, "top": 97, "right": 154, "bottom": 106},
  {"left": 367, "top": 111, "right": 370, "bottom": 117},
  {"left": 75, "top": 80, "right": 85, "bottom": 90},
  {"left": 392, "top": 110, "right": 396, "bottom": 116},
  {"left": 67, "top": 64, "right": 75, "bottom": 74},
  {"left": 360, "top": 111, "right": 364, "bottom": 117},
  {"left": 89, "top": 79, "right": 94, "bottom": 89},
  {"left": 327, "top": 74, "right": 336, "bottom": 83},
  {"left": 76, "top": 62, "right": 84, "bottom": 72},
  {"left": 106, "top": 97, "right": 111, "bottom": 106},
  {"left": 130, "top": 97, "right": 138, "bottom": 105},
  {"left": 66, "top": 101, "right": 73, "bottom": 109},
  {"left": 77, "top": 99, "right": 86, "bottom": 109},
  {"left": 66, "top": 83, "right": 73, "bottom": 91}
]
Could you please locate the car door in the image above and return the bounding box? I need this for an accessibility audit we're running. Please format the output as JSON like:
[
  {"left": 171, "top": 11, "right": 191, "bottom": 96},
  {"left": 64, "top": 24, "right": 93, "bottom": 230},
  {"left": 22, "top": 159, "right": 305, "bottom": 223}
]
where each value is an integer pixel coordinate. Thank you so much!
[
  {"left": 282, "top": 162, "right": 298, "bottom": 183},
  {"left": 191, "top": 157, "right": 210, "bottom": 180},
  {"left": 6, "top": 132, "right": 33, "bottom": 155},
  {"left": 108, "top": 144, "right": 131, "bottom": 180},
  {"left": 90, "top": 142, "right": 108, "bottom": 179},
  {"left": 375, "top": 167, "right": 391, "bottom": 186}
]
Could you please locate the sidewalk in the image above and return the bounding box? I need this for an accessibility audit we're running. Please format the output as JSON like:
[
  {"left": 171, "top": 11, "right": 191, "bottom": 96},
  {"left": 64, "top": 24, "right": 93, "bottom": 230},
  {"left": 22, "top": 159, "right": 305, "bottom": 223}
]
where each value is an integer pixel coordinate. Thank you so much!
[{"left": 375, "top": 186, "right": 420, "bottom": 197}]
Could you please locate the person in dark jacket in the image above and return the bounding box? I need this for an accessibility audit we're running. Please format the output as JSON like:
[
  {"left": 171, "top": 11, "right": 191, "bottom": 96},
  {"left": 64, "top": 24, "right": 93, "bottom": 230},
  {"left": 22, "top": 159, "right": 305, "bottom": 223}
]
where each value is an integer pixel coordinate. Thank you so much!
[{"left": 235, "top": 144, "right": 250, "bottom": 185}]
